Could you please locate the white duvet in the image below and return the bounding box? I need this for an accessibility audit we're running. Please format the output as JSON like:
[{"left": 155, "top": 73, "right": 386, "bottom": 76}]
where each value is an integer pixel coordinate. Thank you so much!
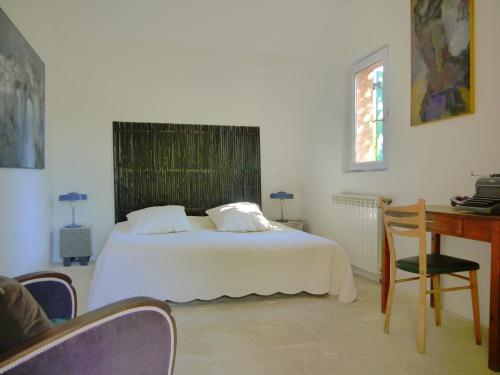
[{"left": 88, "top": 217, "right": 357, "bottom": 310}]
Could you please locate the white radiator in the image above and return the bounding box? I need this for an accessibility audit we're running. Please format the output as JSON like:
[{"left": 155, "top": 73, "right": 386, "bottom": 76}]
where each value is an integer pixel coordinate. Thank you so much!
[{"left": 331, "top": 194, "right": 383, "bottom": 279}]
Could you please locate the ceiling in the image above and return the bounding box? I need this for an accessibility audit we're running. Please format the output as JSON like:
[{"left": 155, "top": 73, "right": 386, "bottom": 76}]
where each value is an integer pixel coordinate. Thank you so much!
[{"left": 47, "top": 0, "right": 354, "bottom": 58}]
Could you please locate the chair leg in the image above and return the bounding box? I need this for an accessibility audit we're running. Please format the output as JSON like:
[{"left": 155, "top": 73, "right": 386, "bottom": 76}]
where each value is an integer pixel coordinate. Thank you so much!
[
  {"left": 469, "top": 270, "right": 482, "bottom": 345},
  {"left": 384, "top": 266, "right": 396, "bottom": 334},
  {"left": 418, "top": 274, "right": 427, "bottom": 354},
  {"left": 432, "top": 274, "right": 442, "bottom": 326}
]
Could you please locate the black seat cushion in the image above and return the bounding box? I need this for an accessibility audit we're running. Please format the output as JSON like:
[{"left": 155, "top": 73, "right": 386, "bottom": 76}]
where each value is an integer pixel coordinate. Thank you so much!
[{"left": 396, "top": 254, "right": 480, "bottom": 275}]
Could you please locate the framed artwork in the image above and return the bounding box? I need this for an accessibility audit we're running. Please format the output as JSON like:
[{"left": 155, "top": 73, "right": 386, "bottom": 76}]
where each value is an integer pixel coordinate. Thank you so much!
[
  {"left": 0, "top": 7, "right": 45, "bottom": 168},
  {"left": 411, "top": 0, "right": 474, "bottom": 126}
]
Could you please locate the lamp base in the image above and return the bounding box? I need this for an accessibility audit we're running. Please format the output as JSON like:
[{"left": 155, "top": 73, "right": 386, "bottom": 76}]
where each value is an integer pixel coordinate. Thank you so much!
[
  {"left": 65, "top": 224, "right": 82, "bottom": 228},
  {"left": 276, "top": 219, "right": 289, "bottom": 223}
]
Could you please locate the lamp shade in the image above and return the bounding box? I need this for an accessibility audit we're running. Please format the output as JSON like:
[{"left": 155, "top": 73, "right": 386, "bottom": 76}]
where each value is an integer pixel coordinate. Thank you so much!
[
  {"left": 59, "top": 192, "right": 88, "bottom": 202},
  {"left": 270, "top": 191, "right": 294, "bottom": 200}
]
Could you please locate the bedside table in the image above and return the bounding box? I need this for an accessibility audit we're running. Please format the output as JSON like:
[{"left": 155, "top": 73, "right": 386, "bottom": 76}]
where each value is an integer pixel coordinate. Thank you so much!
[
  {"left": 281, "top": 220, "right": 303, "bottom": 231},
  {"left": 60, "top": 226, "right": 92, "bottom": 266}
]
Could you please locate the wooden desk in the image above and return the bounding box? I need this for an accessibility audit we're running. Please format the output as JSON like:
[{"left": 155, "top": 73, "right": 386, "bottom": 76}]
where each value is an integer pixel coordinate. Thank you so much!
[{"left": 380, "top": 205, "right": 500, "bottom": 371}]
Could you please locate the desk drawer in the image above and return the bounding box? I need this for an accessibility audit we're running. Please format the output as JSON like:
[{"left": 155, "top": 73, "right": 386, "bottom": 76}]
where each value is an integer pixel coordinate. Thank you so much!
[{"left": 426, "top": 213, "right": 463, "bottom": 236}]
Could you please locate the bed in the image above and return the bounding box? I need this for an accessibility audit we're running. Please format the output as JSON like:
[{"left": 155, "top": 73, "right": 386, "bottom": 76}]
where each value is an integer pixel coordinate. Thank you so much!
[
  {"left": 88, "top": 217, "right": 357, "bottom": 310},
  {"left": 89, "top": 122, "right": 357, "bottom": 309}
]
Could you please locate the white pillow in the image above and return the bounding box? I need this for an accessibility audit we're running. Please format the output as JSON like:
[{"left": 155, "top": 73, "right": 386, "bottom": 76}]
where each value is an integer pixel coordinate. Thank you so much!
[
  {"left": 126, "top": 205, "right": 193, "bottom": 234},
  {"left": 205, "top": 202, "right": 273, "bottom": 232}
]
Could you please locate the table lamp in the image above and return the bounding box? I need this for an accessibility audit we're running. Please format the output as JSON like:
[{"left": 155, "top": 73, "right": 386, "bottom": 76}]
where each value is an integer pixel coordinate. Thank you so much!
[
  {"left": 59, "top": 192, "right": 88, "bottom": 228},
  {"left": 270, "top": 191, "right": 294, "bottom": 222}
]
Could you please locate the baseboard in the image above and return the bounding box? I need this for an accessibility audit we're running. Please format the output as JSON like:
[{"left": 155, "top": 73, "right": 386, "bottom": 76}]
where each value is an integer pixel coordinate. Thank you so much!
[{"left": 352, "top": 266, "right": 380, "bottom": 283}]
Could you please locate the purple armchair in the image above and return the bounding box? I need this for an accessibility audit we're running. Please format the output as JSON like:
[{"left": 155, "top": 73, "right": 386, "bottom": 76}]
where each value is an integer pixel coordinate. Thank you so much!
[{"left": 0, "top": 272, "right": 176, "bottom": 375}]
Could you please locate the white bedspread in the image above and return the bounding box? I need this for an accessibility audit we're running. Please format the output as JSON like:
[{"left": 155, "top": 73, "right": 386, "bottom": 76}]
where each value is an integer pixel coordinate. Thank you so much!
[{"left": 88, "top": 217, "right": 357, "bottom": 309}]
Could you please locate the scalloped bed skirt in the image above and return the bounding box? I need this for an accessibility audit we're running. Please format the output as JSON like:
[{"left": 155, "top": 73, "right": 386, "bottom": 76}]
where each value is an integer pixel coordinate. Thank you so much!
[{"left": 88, "top": 217, "right": 357, "bottom": 310}]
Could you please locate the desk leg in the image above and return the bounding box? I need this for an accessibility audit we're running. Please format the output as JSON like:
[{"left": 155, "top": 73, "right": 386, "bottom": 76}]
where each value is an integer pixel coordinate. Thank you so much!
[
  {"left": 430, "top": 233, "right": 441, "bottom": 308},
  {"left": 489, "top": 223, "right": 500, "bottom": 371},
  {"left": 381, "top": 229, "right": 390, "bottom": 314}
]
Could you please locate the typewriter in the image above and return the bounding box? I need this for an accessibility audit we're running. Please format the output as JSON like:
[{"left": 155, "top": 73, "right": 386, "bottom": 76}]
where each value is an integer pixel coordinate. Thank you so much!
[{"left": 451, "top": 174, "right": 500, "bottom": 214}]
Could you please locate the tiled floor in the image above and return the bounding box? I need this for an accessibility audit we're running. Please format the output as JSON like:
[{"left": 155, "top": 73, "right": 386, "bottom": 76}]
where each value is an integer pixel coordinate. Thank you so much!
[{"left": 170, "top": 276, "right": 493, "bottom": 374}]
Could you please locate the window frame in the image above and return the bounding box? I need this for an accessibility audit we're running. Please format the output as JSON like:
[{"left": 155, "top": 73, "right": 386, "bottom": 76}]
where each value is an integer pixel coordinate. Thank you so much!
[{"left": 347, "top": 45, "right": 389, "bottom": 172}]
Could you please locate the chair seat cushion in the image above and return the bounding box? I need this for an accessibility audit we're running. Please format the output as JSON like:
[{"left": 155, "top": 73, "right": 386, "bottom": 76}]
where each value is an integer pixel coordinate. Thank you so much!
[{"left": 396, "top": 254, "right": 480, "bottom": 275}]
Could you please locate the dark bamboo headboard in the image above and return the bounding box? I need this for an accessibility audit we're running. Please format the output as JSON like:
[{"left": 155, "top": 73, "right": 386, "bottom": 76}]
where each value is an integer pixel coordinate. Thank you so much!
[{"left": 113, "top": 122, "right": 261, "bottom": 222}]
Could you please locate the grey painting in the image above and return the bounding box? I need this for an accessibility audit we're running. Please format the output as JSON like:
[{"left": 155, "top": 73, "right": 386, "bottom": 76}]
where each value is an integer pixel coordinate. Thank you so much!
[{"left": 0, "top": 7, "right": 44, "bottom": 169}]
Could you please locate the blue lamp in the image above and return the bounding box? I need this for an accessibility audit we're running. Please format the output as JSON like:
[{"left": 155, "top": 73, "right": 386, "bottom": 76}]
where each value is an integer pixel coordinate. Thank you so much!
[
  {"left": 59, "top": 192, "right": 88, "bottom": 228},
  {"left": 270, "top": 191, "right": 294, "bottom": 222}
]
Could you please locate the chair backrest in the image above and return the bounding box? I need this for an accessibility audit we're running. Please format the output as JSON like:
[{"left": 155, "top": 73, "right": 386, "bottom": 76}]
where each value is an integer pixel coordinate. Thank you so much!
[
  {"left": 381, "top": 199, "right": 427, "bottom": 274},
  {"left": 17, "top": 273, "right": 77, "bottom": 320}
]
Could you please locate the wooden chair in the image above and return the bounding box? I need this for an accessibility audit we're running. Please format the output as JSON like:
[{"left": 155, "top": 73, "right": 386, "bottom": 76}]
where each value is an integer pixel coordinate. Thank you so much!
[{"left": 381, "top": 199, "right": 481, "bottom": 354}]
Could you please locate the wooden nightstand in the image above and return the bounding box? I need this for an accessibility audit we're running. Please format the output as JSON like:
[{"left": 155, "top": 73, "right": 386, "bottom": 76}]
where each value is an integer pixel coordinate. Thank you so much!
[{"left": 282, "top": 220, "right": 303, "bottom": 231}]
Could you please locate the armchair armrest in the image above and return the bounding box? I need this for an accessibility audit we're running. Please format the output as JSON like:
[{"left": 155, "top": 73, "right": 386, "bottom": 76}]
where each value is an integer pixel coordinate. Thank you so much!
[
  {"left": 15, "top": 272, "right": 77, "bottom": 320},
  {"left": 0, "top": 297, "right": 176, "bottom": 375}
]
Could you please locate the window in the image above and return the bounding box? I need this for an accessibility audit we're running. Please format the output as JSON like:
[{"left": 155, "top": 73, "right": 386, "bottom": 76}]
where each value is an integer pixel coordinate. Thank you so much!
[{"left": 348, "top": 46, "right": 388, "bottom": 171}]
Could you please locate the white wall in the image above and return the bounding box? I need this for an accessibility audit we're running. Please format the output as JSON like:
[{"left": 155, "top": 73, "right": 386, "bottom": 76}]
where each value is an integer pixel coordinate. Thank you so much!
[
  {"left": 0, "top": 1, "right": 52, "bottom": 277},
  {"left": 301, "top": 0, "right": 500, "bottom": 325},
  {"left": 0, "top": 170, "right": 51, "bottom": 276},
  {"left": 48, "top": 43, "right": 307, "bottom": 260},
  {"left": 2, "top": 0, "right": 498, "bottom": 326},
  {"left": 0, "top": 0, "right": 315, "bottom": 261}
]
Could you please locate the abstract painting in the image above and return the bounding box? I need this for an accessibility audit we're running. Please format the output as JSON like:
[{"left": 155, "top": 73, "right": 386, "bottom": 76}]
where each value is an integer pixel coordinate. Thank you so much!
[
  {"left": 411, "top": 0, "right": 474, "bottom": 126},
  {"left": 0, "top": 7, "right": 44, "bottom": 168}
]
